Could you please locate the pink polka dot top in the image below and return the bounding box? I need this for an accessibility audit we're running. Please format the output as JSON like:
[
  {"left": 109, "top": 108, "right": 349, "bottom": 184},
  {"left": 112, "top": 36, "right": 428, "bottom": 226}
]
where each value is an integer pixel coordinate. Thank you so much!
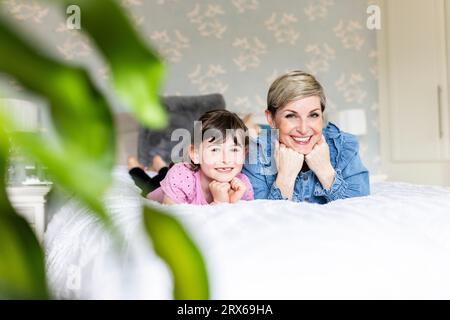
[{"left": 147, "top": 163, "right": 254, "bottom": 205}]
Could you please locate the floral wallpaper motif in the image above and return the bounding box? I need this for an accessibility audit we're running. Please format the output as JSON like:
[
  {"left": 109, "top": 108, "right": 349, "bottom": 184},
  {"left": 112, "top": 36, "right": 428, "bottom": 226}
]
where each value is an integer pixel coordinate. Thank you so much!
[
  {"left": 150, "top": 30, "right": 190, "bottom": 63},
  {"left": 232, "top": 37, "right": 266, "bottom": 71},
  {"left": 188, "top": 64, "right": 228, "bottom": 94},
  {"left": 264, "top": 13, "right": 300, "bottom": 45},
  {"left": 334, "top": 20, "right": 365, "bottom": 50},
  {"left": 187, "top": 4, "right": 227, "bottom": 39},
  {"left": 304, "top": 0, "right": 334, "bottom": 21},
  {"left": 305, "top": 43, "right": 336, "bottom": 74},
  {"left": 232, "top": 0, "right": 259, "bottom": 13},
  {"left": 3, "top": 0, "right": 48, "bottom": 23},
  {"left": 55, "top": 23, "right": 91, "bottom": 60},
  {"left": 0, "top": 0, "right": 381, "bottom": 172},
  {"left": 335, "top": 73, "right": 367, "bottom": 104}
]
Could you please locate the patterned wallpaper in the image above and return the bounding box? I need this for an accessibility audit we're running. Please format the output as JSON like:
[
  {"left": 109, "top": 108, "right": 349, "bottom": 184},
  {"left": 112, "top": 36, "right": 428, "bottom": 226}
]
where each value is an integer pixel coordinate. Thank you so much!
[{"left": 0, "top": 0, "right": 381, "bottom": 173}]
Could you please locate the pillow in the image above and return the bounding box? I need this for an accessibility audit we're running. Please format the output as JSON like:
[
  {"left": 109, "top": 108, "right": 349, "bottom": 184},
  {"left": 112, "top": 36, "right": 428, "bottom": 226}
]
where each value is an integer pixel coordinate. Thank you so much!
[{"left": 137, "top": 93, "right": 226, "bottom": 166}]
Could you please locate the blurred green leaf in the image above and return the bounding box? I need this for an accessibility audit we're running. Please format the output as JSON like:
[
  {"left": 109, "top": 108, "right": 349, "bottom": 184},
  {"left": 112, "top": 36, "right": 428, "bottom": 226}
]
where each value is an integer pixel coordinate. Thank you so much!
[
  {"left": 0, "top": 0, "right": 209, "bottom": 300},
  {"left": 0, "top": 129, "right": 49, "bottom": 299},
  {"left": 0, "top": 19, "right": 115, "bottom": 226},
  {"left": 143, "top": 206, "right": 210, "bottom": 299},
  {"left": 62, "top": 0, "right": 168, "bottom": 130}
]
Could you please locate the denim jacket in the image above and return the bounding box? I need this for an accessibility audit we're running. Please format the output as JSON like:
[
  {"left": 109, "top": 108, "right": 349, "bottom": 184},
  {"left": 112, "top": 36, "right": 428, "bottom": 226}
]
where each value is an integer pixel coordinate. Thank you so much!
[{"left": 242, "top": 122, "right": 370, "bottom": 204}]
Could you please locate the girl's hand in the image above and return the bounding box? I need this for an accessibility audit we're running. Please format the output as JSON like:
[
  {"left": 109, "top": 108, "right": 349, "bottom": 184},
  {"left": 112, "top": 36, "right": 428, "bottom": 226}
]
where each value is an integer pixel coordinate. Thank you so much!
[
  {"left": 209, "top": 181, "right": 231, "bottom": 204},
  {"left": 304, "top": 135, "right": 336, "bottom": 190},
  {"left": 274, "top": 141, "right": 304, "bottom": 199},
  {"left": 228, "top": 177, "right": 247, "bottom": 203}
]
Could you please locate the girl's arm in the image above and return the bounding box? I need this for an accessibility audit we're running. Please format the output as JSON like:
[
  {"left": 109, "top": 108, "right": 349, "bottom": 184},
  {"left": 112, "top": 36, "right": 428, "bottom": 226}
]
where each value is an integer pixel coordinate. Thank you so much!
[
  {"left": 158, "top": 163, "right": 194, "bottom": 204},
  {"left": 162, "top": 195, "right": 178, "bottom": 205}
]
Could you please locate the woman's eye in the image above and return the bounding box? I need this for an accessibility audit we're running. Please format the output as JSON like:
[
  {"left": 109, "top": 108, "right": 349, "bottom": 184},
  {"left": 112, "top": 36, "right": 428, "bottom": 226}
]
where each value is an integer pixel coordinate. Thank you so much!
[
  {"left": 210, "top": 148, "right": 220, "bottom": 152},
  {"left": 310, "top": 113, "right": 319, "bottom": 118},
  {"left": 231, "top": 148, "right": 241, "bottom": 152},
  {"left": 285, "top": 114, "right": 296, "bottom": 119}
]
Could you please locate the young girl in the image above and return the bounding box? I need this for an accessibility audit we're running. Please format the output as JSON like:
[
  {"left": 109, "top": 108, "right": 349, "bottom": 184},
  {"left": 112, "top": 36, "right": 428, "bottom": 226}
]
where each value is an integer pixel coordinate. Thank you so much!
[{"left": 129, "top": 110, "right": 254, "bottom": 205}]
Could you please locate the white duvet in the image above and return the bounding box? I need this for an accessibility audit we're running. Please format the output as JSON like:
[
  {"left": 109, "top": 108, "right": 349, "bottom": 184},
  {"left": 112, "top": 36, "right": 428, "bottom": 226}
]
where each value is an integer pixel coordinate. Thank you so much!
[{"left": 45, "top": 166, "right": 450, "bottom": 299}]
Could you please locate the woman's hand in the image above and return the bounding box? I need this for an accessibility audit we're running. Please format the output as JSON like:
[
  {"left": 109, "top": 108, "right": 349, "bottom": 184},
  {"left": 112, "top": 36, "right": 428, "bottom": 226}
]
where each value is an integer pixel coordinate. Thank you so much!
[
  {"left": 228, "top": 177, "right": 247, "bottom": 203},
  {"left": 305, "top": 135, "right": 336, "bottom": 190},
  {"left": 274, "top": 142, "right": 304, "bottom": 199},
  {"left": 209, "top": 181, "right": 231, "bottom": 204}
]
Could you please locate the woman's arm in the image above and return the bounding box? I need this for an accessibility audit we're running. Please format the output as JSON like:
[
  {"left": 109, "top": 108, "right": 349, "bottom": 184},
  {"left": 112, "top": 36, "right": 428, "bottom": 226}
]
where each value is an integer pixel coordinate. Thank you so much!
[
  {"left": 273, "top": 143, "right": 304, "bottom": 200},
  {"left": 313, "top": 153, "right": 369, "bottom": 201},
  {"left": 304, "top": 135, "right": 336, "bottom": 190},
  {"left": 274, "top": 175, "right": 296, "bottom": 200},
  {"left": 243, "top": 137, "right": 303, "bottom": 200},
  {"left": 312, "top": 135, "right": 370, "bottom": 201},
  {"left": 243, "top": 162, "right": 295, "bottom": 200}
]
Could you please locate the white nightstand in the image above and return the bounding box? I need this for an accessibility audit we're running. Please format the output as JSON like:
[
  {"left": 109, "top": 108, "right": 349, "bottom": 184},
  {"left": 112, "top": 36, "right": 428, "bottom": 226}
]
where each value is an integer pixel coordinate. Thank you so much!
[{"left": 6, "top": 185, "right": 52, "bottom": 243}]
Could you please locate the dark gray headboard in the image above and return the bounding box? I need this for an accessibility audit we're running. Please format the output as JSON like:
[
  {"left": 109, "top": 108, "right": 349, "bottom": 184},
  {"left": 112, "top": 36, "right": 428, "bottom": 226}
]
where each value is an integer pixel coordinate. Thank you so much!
[{"left": 137, "top": 93, "right": 226, "bottom": 166}]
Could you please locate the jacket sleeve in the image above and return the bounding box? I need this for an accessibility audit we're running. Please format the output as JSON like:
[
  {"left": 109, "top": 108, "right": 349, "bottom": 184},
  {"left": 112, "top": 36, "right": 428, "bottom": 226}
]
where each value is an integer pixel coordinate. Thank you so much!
[
  {"left": 313, "top": 134, "right": 370, "bottom": 202},
  {"left": 242, "top": 163, "right": 288, "bottom": 200}
]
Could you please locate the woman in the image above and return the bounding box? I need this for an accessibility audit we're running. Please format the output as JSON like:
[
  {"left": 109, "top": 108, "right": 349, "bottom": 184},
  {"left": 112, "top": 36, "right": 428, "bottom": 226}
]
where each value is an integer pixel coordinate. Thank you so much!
[{"left": 243, "top": 70, "right": 370, "bottom": 204}]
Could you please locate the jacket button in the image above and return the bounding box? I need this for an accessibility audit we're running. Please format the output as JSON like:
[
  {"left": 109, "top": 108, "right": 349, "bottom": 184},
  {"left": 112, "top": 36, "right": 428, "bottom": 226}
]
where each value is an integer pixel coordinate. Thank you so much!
[
  {"left": 303, "top": 175, "right": 308, "bottom": 181},
  {"left": 304, "top": 198, "right": 310, "bottom": 202}
]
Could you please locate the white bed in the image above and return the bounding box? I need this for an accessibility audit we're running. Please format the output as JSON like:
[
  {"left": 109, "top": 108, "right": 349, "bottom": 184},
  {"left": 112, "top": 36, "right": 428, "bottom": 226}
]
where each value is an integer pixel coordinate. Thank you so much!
[{"left": 44, "top": 166, "right": 450, "bottom": 299}]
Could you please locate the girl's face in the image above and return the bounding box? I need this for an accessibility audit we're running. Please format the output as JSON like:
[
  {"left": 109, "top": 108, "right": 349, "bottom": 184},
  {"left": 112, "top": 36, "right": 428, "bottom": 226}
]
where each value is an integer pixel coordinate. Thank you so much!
[
  {"left": 190, "top": 134, "right": 246, "bottom": 182},
  {"left": 266, "top": 95, "right": 324, "bottom": 155}
]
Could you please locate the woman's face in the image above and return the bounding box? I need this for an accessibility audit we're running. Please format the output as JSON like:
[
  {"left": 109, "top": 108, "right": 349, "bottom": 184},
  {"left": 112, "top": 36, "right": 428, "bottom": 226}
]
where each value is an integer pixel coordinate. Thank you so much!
[{"left": 266, "top": 95, "right": 324, "bottom": 155}]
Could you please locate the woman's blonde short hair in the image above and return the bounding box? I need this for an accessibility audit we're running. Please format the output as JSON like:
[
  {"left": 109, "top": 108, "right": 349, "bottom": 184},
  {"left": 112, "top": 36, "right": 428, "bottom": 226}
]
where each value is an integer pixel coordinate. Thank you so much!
[{"left": 267, "top": 70, "right": 326, "bottom": 115}]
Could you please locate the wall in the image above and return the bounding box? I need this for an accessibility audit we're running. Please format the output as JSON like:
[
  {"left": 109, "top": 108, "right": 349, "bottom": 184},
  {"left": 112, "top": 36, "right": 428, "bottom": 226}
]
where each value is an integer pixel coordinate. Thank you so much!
[{"left": 0, "top": 0, "right": 380, "bottom": 173}]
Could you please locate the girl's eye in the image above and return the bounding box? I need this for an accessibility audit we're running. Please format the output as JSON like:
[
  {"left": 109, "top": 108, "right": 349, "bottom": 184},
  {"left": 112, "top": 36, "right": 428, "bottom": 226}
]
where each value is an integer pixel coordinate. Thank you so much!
[
  {"left": 210, "top": 148, "right": 220, "bottom": 152},
  {"left": 231, "top": 147, "right": 241, "bottom": 152},
  {"left": 310, "top": 112, "right": 320, "bottom": 118}
]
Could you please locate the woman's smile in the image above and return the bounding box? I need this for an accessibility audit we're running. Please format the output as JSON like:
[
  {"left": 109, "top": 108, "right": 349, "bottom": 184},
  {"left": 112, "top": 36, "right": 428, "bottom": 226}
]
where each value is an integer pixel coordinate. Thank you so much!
[
  {"left": 267, "top": 95, "right": 324, "bottom": 154},
  {"left": 290, "top": 135, "right": 313, "bottom": 145}
]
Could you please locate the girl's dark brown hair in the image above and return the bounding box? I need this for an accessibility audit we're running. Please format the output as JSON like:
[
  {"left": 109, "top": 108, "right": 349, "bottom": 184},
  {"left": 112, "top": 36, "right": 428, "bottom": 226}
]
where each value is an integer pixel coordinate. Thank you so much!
[{"left": 190, "top": 109, "right": 249, "bottom": 171}]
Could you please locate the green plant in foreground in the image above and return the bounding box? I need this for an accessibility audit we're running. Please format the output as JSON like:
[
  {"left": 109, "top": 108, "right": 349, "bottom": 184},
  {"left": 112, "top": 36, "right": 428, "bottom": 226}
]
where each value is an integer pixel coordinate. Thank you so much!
[
  {"left": 0, "top": 130, "right": 49, "bottom": 299},
  {"left": 0, "top": 0, "right": 209, "bottom": 299}
]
